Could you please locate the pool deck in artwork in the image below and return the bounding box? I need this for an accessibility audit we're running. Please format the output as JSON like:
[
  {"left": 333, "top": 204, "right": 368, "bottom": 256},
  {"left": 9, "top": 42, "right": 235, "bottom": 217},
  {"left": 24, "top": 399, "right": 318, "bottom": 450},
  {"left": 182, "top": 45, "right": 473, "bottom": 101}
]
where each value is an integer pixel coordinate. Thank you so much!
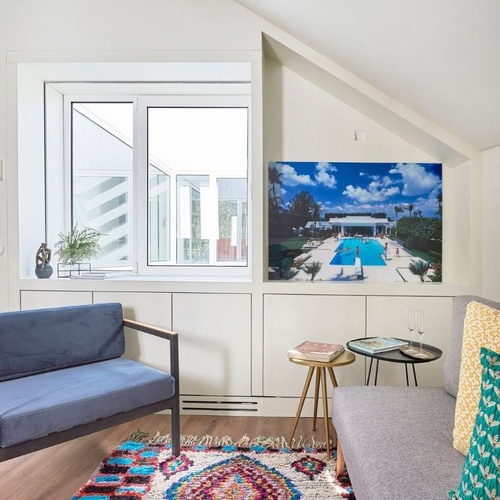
[{"left": 292, "top": 236, "right": 434, "bottom": 282}]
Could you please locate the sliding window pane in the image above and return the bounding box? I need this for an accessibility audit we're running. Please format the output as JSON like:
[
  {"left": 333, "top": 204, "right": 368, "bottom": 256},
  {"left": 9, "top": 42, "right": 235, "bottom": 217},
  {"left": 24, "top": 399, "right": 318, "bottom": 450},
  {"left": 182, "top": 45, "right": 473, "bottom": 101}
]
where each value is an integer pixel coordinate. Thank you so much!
[
  {"left": 148, "top": 107, "right": 248, "bottom": 266},
  {"left": 72, "top": 102, "right": 133, "bottom": 267},
  {"left": 217, "top": 178, "right": 247, "bottom": 262},
  {"left": 149, "top": 167, "right": 170, "bottom": 262}
]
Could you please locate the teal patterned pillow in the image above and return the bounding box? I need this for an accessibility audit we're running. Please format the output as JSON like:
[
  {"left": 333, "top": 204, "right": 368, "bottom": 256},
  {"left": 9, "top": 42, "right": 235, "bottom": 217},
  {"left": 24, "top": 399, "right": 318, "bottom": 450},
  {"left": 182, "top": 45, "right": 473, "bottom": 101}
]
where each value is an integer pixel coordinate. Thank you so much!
[{"left": 448, "top": 347, "right": 500, "bottom": 499}]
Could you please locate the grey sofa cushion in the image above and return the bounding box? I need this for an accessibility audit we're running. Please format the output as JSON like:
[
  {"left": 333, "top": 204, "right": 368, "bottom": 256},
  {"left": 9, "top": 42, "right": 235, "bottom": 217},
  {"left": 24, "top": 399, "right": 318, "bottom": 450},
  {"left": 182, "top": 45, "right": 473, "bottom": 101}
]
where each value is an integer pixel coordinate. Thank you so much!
[
  {"left": 0, "top": 357, "right": 175, "bottom": 447},
  {"left": 0, "top": 303, "right": 125, "bottom": 382},
  {"left": 444, "top": 295, "right": 500, "bottom": 398},
  {"left": 332, "top": 386, "right": 465, "bottom": 500}
]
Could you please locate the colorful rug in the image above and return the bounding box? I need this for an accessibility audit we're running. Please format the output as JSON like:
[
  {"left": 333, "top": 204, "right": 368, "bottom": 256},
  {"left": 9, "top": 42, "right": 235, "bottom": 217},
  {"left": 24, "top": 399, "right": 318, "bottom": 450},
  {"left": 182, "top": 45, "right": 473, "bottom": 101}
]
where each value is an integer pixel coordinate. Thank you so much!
[{"left": 71, "top": 432, "right": 354, "bottom": 499}]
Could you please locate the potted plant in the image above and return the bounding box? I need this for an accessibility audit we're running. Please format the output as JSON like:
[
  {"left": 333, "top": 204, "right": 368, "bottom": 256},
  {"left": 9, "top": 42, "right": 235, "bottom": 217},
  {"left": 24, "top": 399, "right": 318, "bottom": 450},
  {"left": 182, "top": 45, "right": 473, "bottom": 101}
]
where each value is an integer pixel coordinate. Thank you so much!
[{"left": 55, "top": 225, "right": 102, "bottom": 277}]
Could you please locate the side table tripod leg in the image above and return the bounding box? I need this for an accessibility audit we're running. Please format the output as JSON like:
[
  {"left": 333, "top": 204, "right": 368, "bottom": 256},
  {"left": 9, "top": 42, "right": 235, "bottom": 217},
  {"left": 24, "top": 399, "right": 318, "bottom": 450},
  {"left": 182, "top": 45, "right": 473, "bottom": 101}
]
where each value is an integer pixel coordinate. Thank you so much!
[
  {"left": 366, "top": 358, "right": 373, "bottom": 385},
  {"left": 412, "top": 363, "right": 418, "bottom": 386},
  {"left": 374, "top": 359, "right": 380, "bottom": 386},
  {"left": 327, "top": 367, "right": 338, "bottom": 388},
  {"left": 312, "top": 367, "right": 321, "bottom": 431},
  {"left": 320, "top": 367, "right": 331, "bottom": 458},
  {"left": 289, "top": 366, "right": 315, "bottom": 444}
]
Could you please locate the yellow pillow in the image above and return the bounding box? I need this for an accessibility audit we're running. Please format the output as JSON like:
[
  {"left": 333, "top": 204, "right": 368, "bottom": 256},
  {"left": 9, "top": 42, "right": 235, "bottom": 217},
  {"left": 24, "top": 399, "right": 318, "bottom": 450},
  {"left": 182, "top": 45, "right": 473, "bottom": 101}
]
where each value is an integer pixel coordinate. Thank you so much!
[{"left": 453, "top": 301, "right": 500, "bottom": 454}]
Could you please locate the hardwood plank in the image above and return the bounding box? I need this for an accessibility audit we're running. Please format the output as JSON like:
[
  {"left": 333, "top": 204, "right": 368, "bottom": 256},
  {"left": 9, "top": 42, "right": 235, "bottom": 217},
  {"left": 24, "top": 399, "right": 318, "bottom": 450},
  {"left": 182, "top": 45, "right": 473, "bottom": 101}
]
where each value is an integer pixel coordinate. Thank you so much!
[{"left": 0, "top": 414, "right": 333, "bottom": 500}]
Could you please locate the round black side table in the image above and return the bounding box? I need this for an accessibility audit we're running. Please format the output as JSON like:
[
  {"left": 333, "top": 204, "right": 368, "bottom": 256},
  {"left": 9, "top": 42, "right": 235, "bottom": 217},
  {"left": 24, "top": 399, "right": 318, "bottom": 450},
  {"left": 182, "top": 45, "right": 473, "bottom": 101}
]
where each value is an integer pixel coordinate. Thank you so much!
[{"left": 346, "top": 337, "right": 442, "bottom": 386}]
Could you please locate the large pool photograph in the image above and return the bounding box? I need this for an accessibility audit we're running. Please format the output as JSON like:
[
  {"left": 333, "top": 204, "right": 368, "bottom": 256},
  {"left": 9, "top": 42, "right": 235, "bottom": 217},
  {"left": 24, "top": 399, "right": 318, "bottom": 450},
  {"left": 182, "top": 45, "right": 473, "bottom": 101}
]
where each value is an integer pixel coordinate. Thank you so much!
[{"left": 268, "top": 161, "right": 443, "bottom": 282}]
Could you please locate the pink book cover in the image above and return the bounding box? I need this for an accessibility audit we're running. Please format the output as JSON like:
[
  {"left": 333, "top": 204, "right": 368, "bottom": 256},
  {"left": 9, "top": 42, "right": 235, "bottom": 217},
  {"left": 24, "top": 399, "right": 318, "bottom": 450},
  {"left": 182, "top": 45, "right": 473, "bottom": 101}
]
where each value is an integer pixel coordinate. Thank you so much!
[{"left": 288, "top": 341, "right": 345, "bottom": 361}]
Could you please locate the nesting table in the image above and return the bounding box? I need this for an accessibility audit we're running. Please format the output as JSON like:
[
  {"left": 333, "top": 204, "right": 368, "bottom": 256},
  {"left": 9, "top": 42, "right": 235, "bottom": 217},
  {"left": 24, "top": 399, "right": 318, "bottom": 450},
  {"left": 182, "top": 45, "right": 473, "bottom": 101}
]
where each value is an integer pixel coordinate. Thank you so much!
[
  {"left": 347, "top": 337, "right": 442, "bottom": 386},
  {"left": 288, "top": 350, "right": 356, "bottom": 458}
]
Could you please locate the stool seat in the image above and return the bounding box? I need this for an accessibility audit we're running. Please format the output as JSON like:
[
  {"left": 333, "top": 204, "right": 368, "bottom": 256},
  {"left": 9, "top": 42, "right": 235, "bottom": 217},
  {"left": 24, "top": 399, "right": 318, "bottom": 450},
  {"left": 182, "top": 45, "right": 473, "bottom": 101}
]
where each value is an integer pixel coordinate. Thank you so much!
[{"left": 288, "top": 350, "right": 356, "bottom": 458}]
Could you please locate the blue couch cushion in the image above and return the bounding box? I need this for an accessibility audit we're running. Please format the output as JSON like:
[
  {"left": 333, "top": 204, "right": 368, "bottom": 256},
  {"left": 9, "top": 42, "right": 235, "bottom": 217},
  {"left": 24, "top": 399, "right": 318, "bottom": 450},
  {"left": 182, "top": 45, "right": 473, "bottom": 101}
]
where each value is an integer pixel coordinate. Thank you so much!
[
  {"left": 0, "top": 357, "right": 175, "bottom": 448},
  {"left": 0, "top": 303, "right": 125, "bottom": 382}
]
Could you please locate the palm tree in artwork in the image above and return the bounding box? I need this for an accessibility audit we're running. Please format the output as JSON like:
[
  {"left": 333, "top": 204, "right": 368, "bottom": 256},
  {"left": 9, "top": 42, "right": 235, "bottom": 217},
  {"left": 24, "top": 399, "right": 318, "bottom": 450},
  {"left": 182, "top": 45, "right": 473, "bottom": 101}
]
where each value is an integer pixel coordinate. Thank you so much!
[
  {"left": 303, "top": 261, "right": 322, "bottom": 281},
  {"left": 289, "top": 191, "right": 317, "bottom": 219},
  {"left": 407, "top": 203, "right": 415, "bottom": 217},
  {"left": 408, "top": 259, "right": 430, "bottom": 282},
  {"left": 394, "top": 205, "right": 404, "bottom": 220},
  {"left": 436, "top": 191, "right": 442, "bottom": 219},
  {"left": 268, "top": 164, "right": 283, "bottom": 213}
]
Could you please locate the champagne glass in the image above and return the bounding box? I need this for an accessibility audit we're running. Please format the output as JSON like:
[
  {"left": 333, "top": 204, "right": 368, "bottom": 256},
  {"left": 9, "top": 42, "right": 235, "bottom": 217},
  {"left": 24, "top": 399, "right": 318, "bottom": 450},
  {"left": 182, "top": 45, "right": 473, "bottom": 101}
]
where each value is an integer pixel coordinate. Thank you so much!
[
  {"left": 415, "top": 311, "right": 429, "bottom": 358},
  {"left": 406, "top": 309, "right": 417, "bottom": 353}
]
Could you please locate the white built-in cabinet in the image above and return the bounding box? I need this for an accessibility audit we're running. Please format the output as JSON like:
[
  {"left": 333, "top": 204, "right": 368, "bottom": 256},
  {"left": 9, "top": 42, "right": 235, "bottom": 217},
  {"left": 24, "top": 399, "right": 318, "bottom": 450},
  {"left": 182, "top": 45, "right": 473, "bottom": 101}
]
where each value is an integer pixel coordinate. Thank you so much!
[
  {"left": 263, "top": 294, "right": 366, "bottom": 396},
  {"left": 20, "top": 290, "right": 92, "bottom": 309},
  {"left": 172, "top": 293, "right": 252, "bottom": 396},
  {"left": 94, "top": 292, "right": 172, "bottom": 373},
  {"left": 366, "top": 296, "right": 452, "bottom": 386},
  {"left": 19, "top": 289, "right": 454, "bottom": 416}
]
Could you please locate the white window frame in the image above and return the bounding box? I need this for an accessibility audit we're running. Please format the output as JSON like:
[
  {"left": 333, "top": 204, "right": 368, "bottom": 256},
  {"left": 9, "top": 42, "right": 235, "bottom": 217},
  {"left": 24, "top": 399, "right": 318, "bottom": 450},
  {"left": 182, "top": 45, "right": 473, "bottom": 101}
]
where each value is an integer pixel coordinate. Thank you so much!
[{"left": 62, "top": 83, "right": 252, "bottom": 280}]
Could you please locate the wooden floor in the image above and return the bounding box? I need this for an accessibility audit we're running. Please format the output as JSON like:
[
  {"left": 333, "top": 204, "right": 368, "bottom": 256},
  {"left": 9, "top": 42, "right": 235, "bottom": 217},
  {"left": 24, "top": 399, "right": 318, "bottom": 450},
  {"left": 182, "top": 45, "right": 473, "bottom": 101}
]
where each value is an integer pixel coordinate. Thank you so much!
[{"left": 0, "top": 414, "right": 334, "bottom": 500}]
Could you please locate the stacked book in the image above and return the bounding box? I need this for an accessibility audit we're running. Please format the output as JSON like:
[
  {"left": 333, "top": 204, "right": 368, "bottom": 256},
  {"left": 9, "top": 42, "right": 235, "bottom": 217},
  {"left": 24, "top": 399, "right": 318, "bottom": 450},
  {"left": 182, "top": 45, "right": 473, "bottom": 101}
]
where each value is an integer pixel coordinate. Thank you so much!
[
  {"left": 287, "top": 340, "right": 345, "bottom": 362},
  {"left": 348, "top": 337, "right": 408, "bottom": 354},
  {"left": 69, "top": 272, "right": 126, "bottom": 280}
]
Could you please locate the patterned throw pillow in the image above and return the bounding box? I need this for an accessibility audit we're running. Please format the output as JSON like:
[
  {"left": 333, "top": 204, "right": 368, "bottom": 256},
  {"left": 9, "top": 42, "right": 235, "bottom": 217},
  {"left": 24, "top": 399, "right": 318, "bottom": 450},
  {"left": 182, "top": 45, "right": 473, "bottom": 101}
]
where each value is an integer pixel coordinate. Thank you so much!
[
  {"left": 453, "top": 301, "right": 500, "bottom": 454},
  {"left": 448, "top": 347, "right": 500, "bottom": 500}
]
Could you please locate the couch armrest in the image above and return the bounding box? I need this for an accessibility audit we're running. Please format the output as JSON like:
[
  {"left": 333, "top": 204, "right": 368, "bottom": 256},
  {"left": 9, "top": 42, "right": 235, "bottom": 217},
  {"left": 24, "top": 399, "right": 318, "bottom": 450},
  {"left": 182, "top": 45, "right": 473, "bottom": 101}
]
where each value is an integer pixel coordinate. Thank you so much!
[
  {"left": 122, "top": 319, "right": 179, "bottom": 383},
  {"left": 123, "top": 319, "right": 180, "bottom": 456}
]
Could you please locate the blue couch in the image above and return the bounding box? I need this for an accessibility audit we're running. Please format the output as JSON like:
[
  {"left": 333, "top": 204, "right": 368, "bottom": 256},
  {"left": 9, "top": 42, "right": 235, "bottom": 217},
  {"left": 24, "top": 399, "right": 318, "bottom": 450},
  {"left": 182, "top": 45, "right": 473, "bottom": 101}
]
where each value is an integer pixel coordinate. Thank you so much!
[
  {"left": 331, "top": 295, "right": 500, "bottom": 499},
  {"left": 0, "top": 302, "right": 180, "bottom": 461}
]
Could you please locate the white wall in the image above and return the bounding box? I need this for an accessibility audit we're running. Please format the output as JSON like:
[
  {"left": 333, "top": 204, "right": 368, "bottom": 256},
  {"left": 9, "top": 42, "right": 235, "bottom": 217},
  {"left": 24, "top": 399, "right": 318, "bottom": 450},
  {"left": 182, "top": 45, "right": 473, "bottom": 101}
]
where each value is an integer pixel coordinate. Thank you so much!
[
  {"left": 481, "top": 145, "right": 500, "bottom": 301},
  {"left": 0, "top": 0, "right": 261, "bottom": 311},
  {"left": 0, "top": 0, "right": 491, "bottom": 416}
]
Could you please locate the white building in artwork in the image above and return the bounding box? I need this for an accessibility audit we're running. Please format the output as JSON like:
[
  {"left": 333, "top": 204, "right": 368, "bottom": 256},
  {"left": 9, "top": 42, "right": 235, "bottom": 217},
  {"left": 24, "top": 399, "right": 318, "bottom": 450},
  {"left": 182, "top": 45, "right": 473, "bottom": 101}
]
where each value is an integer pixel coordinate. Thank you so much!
[{"left": 305, "top": 215, "right": 393, "bottom": 237}]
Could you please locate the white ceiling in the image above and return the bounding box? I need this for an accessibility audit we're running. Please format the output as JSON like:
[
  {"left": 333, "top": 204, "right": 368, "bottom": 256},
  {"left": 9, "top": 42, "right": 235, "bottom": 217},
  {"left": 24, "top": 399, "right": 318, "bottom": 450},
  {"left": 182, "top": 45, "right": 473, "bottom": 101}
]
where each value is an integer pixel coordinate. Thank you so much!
[{"left": 233, "top": 0, "right": 500, "bottom": 152}]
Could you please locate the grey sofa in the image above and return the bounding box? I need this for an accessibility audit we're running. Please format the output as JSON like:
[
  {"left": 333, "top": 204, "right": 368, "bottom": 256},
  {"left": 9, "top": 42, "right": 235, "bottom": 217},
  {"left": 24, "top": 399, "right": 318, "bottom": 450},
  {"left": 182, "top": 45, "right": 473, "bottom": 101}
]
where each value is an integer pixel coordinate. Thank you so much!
[
  {"left": 331, "top": 295, "right": 500, "bottom": 499},
  {"left": 0, "top": 302, "right": 180, "bottom": 461}
]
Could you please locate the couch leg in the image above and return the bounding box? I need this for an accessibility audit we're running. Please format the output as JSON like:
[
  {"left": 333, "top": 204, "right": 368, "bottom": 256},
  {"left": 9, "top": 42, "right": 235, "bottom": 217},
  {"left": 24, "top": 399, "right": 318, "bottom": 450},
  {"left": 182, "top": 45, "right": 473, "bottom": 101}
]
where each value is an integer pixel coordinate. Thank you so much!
[
  {"left": 336, "top": 439, "right": 345, "bottom": 475},
  {"left": 171, "top": 405, "right": 181, "bottom": 456}
]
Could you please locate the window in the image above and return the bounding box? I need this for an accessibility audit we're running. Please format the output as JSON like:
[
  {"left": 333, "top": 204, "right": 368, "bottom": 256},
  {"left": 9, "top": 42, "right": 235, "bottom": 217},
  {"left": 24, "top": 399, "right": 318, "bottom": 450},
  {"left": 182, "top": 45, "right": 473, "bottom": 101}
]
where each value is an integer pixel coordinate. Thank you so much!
[
  {"left": 64, "top": 82, "right": 250, "bottom": 278},
  {"left": 147, "top": 107, "right": 248, "bottom": 267},
  {"left": 72, "top": 102, "right": 133, "bottom": 268}
]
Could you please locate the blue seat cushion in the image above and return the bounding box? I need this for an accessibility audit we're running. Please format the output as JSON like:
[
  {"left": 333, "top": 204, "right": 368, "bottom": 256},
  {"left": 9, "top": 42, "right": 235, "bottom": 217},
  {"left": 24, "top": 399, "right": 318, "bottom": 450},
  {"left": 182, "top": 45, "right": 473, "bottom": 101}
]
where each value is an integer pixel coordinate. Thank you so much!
[{"left": 0, "top": 358, "right": 175, "bottom": 448}]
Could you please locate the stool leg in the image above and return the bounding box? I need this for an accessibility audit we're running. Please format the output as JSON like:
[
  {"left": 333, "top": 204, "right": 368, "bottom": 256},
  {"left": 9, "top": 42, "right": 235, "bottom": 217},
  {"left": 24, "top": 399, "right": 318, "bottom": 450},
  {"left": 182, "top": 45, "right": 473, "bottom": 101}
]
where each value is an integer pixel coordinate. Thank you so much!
[
  {"left": 328, "top": 367, "right": 339, "bottom": 450},
  {"left": 327, "top": 367, "right": 338, "bottom": 388},
  {"left": 320, "top": 367, "right": 331, "bottom": 458},
  {"left": 290, "top": 366, "right": 315, "bottom": 444},
  {"left": 312, "top": 367, "right": 321, "bottom": 431}
]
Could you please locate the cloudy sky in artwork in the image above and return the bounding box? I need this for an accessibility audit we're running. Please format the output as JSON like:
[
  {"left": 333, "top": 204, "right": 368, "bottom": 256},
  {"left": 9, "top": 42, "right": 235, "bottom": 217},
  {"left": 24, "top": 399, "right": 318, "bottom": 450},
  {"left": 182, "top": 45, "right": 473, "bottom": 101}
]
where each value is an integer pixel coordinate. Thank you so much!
[{"left": 269, "top": 161, "right": 442, "bottom": 219}]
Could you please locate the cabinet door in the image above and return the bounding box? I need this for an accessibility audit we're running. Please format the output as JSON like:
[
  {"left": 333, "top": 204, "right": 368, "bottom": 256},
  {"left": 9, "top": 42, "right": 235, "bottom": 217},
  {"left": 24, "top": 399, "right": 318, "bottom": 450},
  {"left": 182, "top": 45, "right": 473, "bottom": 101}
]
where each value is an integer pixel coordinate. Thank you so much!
[
  {"left": 173, "top": 293, "right": 251, "bottom": 396},
  {"left": 263, "top": 294, "right": 366, "bottom": 397},
  {"left": 94, "top": 291, "right": 172, "bottom": 372},
  {"left": 367, "top": 296, "right": 452, "bottom": 386},
  {"left": 20, "top": 291, "right": 92, "bottom": 310}
]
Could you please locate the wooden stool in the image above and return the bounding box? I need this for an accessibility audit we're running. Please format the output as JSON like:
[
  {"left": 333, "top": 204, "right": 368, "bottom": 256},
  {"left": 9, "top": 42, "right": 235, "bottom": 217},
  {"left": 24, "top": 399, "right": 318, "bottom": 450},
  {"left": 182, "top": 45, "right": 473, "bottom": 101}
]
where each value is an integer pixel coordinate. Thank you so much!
[{"left": 288, "top": 351, "right": 356, "bottom": 458}]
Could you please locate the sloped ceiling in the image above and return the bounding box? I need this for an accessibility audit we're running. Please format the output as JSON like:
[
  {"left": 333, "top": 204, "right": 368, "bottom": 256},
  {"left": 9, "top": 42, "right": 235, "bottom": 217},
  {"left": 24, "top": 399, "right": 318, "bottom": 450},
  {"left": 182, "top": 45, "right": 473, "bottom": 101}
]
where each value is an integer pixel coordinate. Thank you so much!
[{"left": 233, "top": 0, "right": 500, "bottom": 152}]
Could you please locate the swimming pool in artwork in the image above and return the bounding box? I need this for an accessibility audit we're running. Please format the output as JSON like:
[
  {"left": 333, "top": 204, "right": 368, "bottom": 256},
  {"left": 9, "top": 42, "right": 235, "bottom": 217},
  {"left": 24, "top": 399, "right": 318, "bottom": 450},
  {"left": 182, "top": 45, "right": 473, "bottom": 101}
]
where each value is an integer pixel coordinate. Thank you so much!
[{"left": 330, "top": 238, "right": 386, "bottom": 266}]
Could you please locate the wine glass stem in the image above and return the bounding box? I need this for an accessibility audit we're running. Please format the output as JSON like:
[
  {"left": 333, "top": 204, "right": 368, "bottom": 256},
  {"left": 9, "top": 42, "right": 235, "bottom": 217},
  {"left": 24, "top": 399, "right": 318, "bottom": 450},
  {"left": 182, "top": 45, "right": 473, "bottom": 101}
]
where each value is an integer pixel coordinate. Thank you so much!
[{"left": 419, "top": 334, "right": 423, "bottom": 354}]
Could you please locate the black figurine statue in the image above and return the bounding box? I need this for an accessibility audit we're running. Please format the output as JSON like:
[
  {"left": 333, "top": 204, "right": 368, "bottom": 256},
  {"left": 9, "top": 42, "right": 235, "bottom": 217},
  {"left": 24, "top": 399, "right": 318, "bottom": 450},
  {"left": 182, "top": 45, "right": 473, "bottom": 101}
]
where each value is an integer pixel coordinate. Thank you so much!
[{"left": 35, "top": 242, "right": 53, "bottom": 279}]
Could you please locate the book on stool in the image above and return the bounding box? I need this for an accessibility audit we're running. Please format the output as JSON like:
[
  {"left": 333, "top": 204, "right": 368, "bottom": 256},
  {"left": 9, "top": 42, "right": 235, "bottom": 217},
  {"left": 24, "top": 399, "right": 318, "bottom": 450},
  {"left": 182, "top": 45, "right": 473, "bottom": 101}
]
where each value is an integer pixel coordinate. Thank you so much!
[{"left": 287, "top": 340, "right": 345, "bottom": 362}]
